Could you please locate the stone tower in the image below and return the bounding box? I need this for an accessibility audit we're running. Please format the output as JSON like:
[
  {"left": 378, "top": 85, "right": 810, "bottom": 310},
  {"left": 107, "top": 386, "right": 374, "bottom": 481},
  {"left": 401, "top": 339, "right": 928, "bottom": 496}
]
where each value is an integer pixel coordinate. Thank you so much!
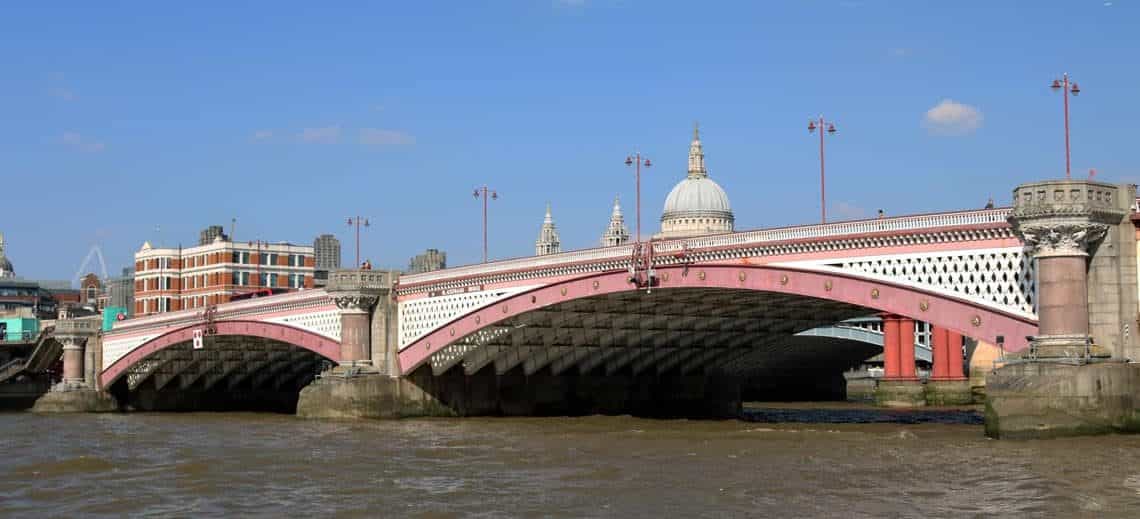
[
  {"left": 535, "top": 203, "right": 561, "bottom": 256},
  {"left": 601, "top": 196, "right": 630, "bottom": 247}
]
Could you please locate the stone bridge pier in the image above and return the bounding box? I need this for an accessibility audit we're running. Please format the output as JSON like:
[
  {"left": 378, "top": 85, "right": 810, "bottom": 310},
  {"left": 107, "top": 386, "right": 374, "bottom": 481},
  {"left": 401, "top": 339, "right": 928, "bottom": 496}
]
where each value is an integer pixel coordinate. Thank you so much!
[
  {"left": 987, "top": 180, "right": 1140, "bottom": 438},
  {"left": 296, "top": 269, "right": 449, "bottom": 418},
  {"left": 32, "top": 317, "right": 118, "bottom": 413}
]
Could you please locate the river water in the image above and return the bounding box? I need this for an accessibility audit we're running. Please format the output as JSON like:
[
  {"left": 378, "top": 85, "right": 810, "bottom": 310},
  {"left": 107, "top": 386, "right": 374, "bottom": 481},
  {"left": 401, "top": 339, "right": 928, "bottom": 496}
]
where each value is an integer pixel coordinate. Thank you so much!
[{"left": 3, "top": 406, "right": 1140, "bottom": 518}]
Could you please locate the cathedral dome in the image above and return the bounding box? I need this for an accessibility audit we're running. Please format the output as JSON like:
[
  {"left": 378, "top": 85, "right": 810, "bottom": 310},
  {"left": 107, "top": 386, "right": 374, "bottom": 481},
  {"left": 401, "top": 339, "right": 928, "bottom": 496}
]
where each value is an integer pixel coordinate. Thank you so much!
[
  {"left": 662, "top": 176, "right": 732, "bottom": 218},
  {"left": 657, "top": 125, "right": 735, "bottom": 239}
]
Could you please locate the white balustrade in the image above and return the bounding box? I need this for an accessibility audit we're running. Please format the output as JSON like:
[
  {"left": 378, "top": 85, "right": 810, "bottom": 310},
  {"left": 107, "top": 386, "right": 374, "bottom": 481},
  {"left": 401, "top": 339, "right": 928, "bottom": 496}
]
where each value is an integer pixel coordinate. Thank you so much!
[{"left": 400, "top": 207, "right": 1014, "bottom": 292}]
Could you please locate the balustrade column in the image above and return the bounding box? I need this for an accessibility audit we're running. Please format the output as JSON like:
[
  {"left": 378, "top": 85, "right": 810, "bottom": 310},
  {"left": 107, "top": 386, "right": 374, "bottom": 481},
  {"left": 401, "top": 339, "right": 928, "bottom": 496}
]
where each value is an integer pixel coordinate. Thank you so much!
[
  {"left": 334, "top": 296, "right": 378, "bottom": 366},
  {"left": 1009, "top": 181, "right": 1120, "bottom": 359},
  {"left": 61, "top": 336, "right": 85, "bottom": 384},
  {"left": 327, "top": 270, "right": 388, "bottom": 371}
]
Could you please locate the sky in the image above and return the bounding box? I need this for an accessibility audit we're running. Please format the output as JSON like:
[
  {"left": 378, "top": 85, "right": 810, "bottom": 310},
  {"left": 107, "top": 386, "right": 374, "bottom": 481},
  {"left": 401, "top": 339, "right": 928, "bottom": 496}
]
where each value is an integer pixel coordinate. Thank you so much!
[{"left": 2, "top": 1, "right": 1138, "bottom": 282}]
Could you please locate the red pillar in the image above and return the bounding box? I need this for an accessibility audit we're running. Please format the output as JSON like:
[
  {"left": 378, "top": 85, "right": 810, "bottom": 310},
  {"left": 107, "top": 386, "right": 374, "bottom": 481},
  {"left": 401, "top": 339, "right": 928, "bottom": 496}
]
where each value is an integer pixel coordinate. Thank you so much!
[
  {"left": 882, "top": 315, "right": 900, "bottom": 379},
  {"left": 946, "top": 330, "right": 966, "bottom": 381},
  {"left": 931, "top": 326, "right": 950, "bottom": 380},
  {"left": 898, "top": 318, "right": 917, "bottom": 380}
]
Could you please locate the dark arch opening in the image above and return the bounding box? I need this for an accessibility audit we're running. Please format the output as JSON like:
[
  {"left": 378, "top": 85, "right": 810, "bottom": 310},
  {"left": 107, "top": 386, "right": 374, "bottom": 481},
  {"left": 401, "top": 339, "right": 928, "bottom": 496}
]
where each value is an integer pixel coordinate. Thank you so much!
[{"left": 108, "top": 335, "right": 335, "bottom": 413}]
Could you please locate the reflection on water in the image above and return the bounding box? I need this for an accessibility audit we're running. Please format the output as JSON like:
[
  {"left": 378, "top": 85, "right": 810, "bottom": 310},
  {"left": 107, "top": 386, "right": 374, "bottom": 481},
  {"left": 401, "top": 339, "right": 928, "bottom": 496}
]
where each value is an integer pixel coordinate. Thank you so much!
[
  {"left": 742, "top": 404, "right": 983, "bottom": 425},
  {"left": 2, "top": 407, "right": 1140, "bottom": 517}
]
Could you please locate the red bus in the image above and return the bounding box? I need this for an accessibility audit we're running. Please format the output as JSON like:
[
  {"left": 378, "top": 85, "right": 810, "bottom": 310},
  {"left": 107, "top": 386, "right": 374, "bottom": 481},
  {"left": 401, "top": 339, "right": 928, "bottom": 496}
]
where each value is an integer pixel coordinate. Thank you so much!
[{"left": 229, "top": 288, "right": 291, "bottom": 302}]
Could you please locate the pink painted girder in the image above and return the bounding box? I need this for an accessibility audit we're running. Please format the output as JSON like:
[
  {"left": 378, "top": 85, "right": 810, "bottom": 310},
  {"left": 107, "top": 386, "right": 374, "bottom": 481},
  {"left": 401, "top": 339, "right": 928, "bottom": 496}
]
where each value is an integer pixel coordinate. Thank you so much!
[
  {"left": 100, "top": 320, "right": 341, "bottom": 390},
  {"left": 398, "top": 264, "right": 1037, "bottom": 375}
]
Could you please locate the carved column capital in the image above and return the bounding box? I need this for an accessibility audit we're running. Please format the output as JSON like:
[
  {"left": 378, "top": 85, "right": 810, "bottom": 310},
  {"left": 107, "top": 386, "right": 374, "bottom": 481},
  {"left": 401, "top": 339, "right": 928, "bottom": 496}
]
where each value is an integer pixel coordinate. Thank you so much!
[
  {"left": 1012, "top": 222, "right": 1108, "bottom": 258},
  {"left": 332, "top": 294, "right": 379, "bottom": 312}
]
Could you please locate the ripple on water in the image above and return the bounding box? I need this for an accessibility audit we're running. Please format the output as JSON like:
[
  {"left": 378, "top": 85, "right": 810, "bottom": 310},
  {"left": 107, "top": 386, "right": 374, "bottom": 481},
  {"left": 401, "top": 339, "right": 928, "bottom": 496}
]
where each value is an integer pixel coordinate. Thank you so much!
[{"left": 6, "top": 411, "right": 1140, "bottom": 517}]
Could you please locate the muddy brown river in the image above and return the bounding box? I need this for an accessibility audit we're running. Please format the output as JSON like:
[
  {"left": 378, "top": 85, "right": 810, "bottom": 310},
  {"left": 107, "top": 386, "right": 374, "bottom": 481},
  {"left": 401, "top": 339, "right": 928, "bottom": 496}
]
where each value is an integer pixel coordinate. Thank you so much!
[{"left": 3, "top": 406, "right": 1140, "bottom": 517}]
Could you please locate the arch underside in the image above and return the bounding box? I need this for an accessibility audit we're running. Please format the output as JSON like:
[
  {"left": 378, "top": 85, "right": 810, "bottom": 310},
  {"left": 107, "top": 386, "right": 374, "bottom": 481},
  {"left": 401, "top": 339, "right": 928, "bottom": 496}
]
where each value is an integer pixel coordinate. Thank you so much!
[
  {"left": 101, "top": 320, "right": 342, "bottom": 401},
  {"left": 118, "top": 336, "right": 333, "bottom": 395},
  {"left": 424, "top": 288, "right": 878, "bottom": 378},
  {"left": 404, "top": 265, "right": 1037, "bottom": 378}
]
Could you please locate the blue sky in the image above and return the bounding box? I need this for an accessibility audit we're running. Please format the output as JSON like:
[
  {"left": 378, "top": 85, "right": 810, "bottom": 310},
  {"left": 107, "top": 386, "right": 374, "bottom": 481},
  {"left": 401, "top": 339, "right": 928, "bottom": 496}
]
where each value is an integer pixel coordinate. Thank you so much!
[{"left": 2, "top": 1, "right": 1137, "bottom": 281}]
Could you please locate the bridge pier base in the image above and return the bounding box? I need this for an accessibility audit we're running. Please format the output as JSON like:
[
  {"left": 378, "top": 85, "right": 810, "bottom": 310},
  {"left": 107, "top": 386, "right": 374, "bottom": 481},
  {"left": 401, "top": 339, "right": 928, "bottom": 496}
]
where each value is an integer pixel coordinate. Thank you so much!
[
  {"left": 986, "top": 362, "right": 1140, "bottom": 439},
  {"left": 874, "top": 380, "right": 925, "bottom": 408},
  {"left": 297, "top": 367, "right": 743, "bottom": 419},
  {"left": 923, "top": 380, "right": 973, "bottom": 406},
  {"left": 986, "top": 180, "right": 1140, "bottom": 438},
  {"left": 296, "top": 375, "right": 456, "bottom": 419},
  {"left": 32, "top": 320, "right": 118, "bottom": 413}
]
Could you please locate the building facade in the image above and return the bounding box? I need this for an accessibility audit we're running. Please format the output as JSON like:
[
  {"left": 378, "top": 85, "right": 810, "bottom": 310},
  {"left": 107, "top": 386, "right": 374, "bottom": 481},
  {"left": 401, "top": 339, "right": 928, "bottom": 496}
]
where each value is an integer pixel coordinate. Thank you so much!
[
  {"left": 133, "top": 238, "right": 315, "bottom": 316},
  {"left": 0, "top": 279, "right": 57, "bottom": 321},
  {"left": 199, "top": 225, "right": 229, "bottom": 246},
  {"left": 79, "top": 273, "right": 102, "bottom": 309},
  {"left": 657, "top": 124, "right": 735, "bottom": 239},
  {"left": 313, "top": 234, "right": 341, "bottom": 288},
  {"left": 314, "top": 234, "right": 341, "bottom": 271},
  {"left": 535, "top": 204, "right": 561, "bottom": 256},
  {"left": 408, "top": 249, "right": 447, "bottom": 274},
  {"left": 101, "top": 267, "right": 135, "bottom": 315}
]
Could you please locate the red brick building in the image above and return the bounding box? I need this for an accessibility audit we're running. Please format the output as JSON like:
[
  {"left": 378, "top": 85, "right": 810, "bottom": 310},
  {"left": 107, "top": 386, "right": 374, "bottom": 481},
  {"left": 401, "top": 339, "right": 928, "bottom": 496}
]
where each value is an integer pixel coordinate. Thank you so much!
[{"left": 133, "top": 238, "right": 315, "bottom": 316}]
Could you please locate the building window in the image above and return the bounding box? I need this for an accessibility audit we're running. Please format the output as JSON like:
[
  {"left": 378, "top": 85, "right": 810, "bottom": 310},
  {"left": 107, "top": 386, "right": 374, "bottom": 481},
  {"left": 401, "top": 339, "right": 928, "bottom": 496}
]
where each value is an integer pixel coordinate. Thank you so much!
[
  {"left": 289, "top": 254, "right": 305, "bottom": 267},
  {"left": 289, "top": 274, "right": 305, "bottom": 288}
]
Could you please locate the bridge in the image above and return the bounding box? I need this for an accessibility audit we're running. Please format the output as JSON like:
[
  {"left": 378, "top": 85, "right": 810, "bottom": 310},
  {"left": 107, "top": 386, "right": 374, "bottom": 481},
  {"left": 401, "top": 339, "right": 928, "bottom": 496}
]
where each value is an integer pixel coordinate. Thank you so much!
[
  {"left": 53, "top": 202, "right": 1036, "bottom": 410},
  {"left": 32, "top": 178, "right": 1140, "bottom": 437}
]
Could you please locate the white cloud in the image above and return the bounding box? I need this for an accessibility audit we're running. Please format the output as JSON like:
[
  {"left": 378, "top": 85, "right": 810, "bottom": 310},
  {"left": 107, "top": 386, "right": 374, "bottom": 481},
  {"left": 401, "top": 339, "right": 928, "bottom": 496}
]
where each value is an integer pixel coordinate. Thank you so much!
[
  {"left": 61, "top": 132, "right": 105, "bottom": 153},
  {"left": 554, "top": 0, "right": 586, "bottom": 7},
  {"left": 359, "top": 128, "right": 415, "bottom": 147},
  {"left": 299, "top": 125, "right": 341, "bottom": 144},
  {"left": 922, "top": 99, "right": 983, "bottom": 136},
  {"left": 888, "top": 47, "right": 911, "bottom": 58},
  {"left": 251, "top": 129, "right": 274, "bottom": 141},
  {"left": 49, "top": 87, "right": 76, "bottom": 101}
]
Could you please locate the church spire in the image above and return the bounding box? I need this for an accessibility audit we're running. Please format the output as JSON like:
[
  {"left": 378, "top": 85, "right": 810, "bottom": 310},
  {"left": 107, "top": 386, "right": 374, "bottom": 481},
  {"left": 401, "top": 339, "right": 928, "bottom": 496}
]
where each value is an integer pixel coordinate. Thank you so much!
[
  {"left": 601, "top": 195, "right": 630, "bottom": 247},
  {"left": 535, "top": 203, "right": 561, "bottom": 256},
  {"left": 687, "top": 121, "right": 707, "bottom": 178}
]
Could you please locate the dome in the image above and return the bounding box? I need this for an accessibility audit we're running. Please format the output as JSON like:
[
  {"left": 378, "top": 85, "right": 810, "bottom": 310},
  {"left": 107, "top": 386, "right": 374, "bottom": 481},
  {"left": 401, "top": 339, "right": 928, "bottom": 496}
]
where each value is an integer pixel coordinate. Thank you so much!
[
  {"left": 662, "top": 176, "right": 732, "bottom": 218},
  {"left": 657, "top": 124, "right": 735, "bottom": 239}
]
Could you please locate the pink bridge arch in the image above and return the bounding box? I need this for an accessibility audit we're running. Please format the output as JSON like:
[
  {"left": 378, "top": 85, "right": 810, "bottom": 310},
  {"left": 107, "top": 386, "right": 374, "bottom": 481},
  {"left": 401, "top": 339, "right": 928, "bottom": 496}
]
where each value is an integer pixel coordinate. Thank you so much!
[
  {"left": 100, "top": 320, "right": 341, "bottom": 389},
  {"left": 398, "top": 264, "right": 1038, "bottom": 374}
]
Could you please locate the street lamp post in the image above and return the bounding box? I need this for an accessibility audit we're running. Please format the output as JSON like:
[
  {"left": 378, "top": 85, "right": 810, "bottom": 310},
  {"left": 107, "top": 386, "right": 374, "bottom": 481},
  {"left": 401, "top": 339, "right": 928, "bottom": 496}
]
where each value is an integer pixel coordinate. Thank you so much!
[
  {"left": 807, "top": 116, "right": 838, "bottom": 224},
  {"left": 623, "top": 152, "right": 652, "bottom": 244},
  {"left": 473, "top": 186, "right": 498, "bottom": 263},
  {"left": 1050, "top": 73, "right": 1082, "bottom": 179},
  {"left": 345, "top": 217, "right": 370, "bottom": 268},
  {"left": 248, "top": 239, "right": 267, "bottom": 289}
]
